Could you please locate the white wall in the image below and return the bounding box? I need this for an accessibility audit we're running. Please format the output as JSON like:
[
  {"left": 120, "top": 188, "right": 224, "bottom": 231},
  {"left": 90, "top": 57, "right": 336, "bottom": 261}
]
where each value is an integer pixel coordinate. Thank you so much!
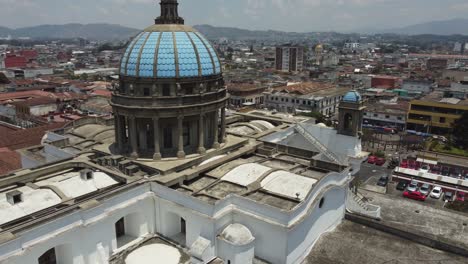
[
  {"left": 0, "top": 185, "right": 154, "bottom": 264},
  {"left": 0, "top": 169, "right": 351, "bottom": 264},
  {"left": 286, "top": 187, "right": 346, "bottom": 264}
]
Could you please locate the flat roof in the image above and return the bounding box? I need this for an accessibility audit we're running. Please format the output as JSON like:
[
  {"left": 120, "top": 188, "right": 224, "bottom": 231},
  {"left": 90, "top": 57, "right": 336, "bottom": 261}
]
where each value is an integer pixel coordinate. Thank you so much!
[
  {"left": 176, "top": 155, "right": 329, "bottom": 210},
  {"left": 0, "top": 167, "right": 120, "bottom": 226}
]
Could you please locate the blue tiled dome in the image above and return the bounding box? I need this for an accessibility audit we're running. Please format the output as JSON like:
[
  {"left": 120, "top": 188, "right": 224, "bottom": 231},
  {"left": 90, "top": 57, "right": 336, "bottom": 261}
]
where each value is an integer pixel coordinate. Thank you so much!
[
  {"left": 343, "top": 90, "right": 362, "bottom": 102},
  {"left": 120, "top": 25, "right": 222, "bottom": 79}
]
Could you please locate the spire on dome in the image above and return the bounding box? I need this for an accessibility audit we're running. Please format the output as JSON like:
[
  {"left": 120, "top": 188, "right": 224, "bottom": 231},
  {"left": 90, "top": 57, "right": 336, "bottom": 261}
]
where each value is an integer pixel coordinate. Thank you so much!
[{"left": 155, "top": 0, "right": 184, "bottom": 25}]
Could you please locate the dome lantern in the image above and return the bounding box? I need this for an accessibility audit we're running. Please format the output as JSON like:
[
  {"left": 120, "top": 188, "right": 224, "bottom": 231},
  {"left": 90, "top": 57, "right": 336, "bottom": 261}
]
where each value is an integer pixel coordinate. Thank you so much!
[{"left": 155, "top": 0, "right": 184, "bottom": 25}]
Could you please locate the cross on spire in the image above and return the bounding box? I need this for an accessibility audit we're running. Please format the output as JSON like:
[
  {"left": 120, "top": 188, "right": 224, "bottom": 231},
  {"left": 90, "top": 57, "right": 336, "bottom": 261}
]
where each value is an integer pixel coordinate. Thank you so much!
[{"left": 155, "top": 0, "right": 184, "bottom": 25}]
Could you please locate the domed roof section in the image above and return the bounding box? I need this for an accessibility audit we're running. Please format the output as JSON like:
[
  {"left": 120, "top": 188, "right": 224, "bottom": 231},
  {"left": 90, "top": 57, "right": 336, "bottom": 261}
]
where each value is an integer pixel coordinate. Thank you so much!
[
  {"left": 119, "top": 0, "right": 222, "bottom": 79},
  {"left": 219, "top": 223, "right": 255, "bottom": 246},
  {"left": 120, "top": 26, "right": 221, "bottom": 79},
  {"left": 343, "top": 90, "right": 362, "bottom": 102}
]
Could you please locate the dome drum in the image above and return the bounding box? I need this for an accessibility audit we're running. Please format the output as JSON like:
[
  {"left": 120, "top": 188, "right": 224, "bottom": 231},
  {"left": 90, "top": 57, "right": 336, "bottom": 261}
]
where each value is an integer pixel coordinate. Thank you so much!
[{"left": 112, "top": 0, "right": 228, "bottom": 160}]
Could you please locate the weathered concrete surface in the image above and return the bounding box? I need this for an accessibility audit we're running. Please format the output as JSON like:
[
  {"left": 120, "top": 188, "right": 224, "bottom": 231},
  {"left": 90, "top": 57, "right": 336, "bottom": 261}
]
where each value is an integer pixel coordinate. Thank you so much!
[
  {"left": 361, "top": 190, "right": 468, "bottom": 249},
  {"left": 305, "top": 221, "right": 466, "bottom": 264}
]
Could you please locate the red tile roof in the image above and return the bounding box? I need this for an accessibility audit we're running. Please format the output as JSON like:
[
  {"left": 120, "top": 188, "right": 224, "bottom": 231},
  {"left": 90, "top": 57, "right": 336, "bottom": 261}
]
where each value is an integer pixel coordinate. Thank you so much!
[
  {"left": 91, "top": 90, "right": 112, "bottom": 98},
  {"left": 0, "top": 148, "right": 21, "bottom": 176},
  {"left": 0, "top": 122, "right": 67, "bottom": 151}
]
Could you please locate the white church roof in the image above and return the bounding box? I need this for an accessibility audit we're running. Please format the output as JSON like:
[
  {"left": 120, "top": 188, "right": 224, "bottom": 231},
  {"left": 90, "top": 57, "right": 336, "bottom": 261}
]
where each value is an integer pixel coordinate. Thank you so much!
[
  {"left": 35, "top": 171, "right": 119, "bottom": 199},
  {"left": 219, "top": 223, "right": 255, "bottom": 246},
  {"left": 222, "top": 163, "right": 271, "bottom": 186},
  {"left": 261, "top": 171, "right": 317, "bottom": 201},
  {"left": 0, "top": 186, "right": 62, "bottom": 225}
]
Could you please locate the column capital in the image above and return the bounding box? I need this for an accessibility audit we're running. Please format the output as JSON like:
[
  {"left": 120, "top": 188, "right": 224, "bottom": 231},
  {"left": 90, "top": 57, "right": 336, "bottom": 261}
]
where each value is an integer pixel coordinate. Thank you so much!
[
  {"left": 128, "top": 116, "right": 136, "bottom": 121},
  {"left": 177, "top": 115, "right": 184, "bottom": 121},
  {"left": 152, "top": 116, "right": 160, "bottom": 122}
]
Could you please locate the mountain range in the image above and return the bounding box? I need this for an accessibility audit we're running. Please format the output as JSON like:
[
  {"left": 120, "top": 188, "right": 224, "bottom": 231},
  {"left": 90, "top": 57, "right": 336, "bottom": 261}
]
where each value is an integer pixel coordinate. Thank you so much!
[
  {"left": 1, "top": 18, "right": 468, "bottom": 41},
  {"left": 376, "top": 18, "right": 468, "bottom": 35},
  {"left": 0, "top": 23, "right": 139, "bottom": 41}
]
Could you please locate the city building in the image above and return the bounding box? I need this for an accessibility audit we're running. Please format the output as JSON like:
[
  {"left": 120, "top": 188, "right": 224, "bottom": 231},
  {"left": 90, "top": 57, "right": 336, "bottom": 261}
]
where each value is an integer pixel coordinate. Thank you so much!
[
  {"left": 406, "top": 91, "right": 468, "bottom": 135},
  {"left": 363, "top": 101, "right": 408, "bottom": 131},
  {"left": 264, "top": 82, "right": 350, "bottom": 116},
  {"left": 370, "top": 75, "right": 400, "bottom": 89},
  {"left": 401, "top": 79, "right": 433, "bottom": 94},
  {"left": 0, "top": 2, "right": 372, "bottom": 264},
  {"left": 275, "top": 45, "right": 304, "bottom": 72},
  {"left": 227, "top": 83, "right": 268, "bottom": 108}
]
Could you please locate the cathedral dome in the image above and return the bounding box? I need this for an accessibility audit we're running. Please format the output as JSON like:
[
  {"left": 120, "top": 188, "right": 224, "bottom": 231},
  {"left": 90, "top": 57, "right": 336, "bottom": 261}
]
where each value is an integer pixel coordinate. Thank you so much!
[
  {"left": 112, "top": 0, "right": 229, "bottom": 161},
  {"left": 343, "top": 90, "right": 362, "bottom": 102},
  {"left": 120, "top": 25, "right": 221, "bottom": 79}
]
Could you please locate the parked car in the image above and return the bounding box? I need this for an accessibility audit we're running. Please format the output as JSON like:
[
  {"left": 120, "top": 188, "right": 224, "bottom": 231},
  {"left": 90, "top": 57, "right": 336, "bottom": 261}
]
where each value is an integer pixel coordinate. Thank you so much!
[
  {"left": 403, "top": 191, "right": 426, "bottom": 201},
  {"left": 419, "top": 165, "right": 430, "bottom": 174},
  {"left": 400, "top": 160, "right": 409, "bottom": 168},
  {"left": 368, "top": 156, "right": 377, "bottom": 164},
  {"left": 456, "top": 192, "right": 465, "bottom": 202},
  {"left": 441, "top": 167, "right": 450, "bottom": 176},
  {"left": 377, "top": 175, "right": 389, "bottom": 187},
  {"left": 430, "top": 186, "right": 443, "bottom": 199},
  {"left": 444, "top": 192, "right": 454, "bottom": 202},
  {"left": 419, "top": 183, "right": 431, "bottom": 196},
  {"left": 387, "top": 159, "right": 399, "bottom": 169},
  {"left": 407, "top": 181, "right": 419, "bottom": 192},
  {"left": 396, "top": 181, "right": 408, "bottom": 191},
  {"left": 430, "top": 166, "right": 441, "bottom": 174},
  {"left": 375, "top": 158, "right": 386, "bottom": 166}
]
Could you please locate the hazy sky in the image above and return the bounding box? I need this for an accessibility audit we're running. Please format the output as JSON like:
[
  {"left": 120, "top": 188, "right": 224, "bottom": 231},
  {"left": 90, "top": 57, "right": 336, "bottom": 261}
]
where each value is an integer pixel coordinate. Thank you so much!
[{"left": 1, "top": 0, "right": 467, "bottom": 32}]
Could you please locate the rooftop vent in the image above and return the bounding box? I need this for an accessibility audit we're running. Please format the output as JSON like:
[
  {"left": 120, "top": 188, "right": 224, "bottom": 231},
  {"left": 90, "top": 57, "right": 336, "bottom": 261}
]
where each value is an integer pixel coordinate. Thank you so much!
[
  {"left": 80, "top": 169, "right": 94, "bottom": 181},
  {"left": 6, "top": 190, "right": 23, "bottom": 205}
]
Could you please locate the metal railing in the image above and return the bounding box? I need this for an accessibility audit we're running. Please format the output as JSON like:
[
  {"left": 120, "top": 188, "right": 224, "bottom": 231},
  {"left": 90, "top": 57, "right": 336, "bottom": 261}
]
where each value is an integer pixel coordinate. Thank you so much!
[{"left": 294, "top": 123, "right": 344, "bottom": 165}]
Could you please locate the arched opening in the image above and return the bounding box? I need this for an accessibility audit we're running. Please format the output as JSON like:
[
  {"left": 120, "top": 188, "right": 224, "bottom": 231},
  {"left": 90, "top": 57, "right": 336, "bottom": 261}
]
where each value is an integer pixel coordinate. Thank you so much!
[
  {"left": 38, "top": 245, "right": 73, "bottom": 264},
  {"left": 344, "top": 113, "right": 353, "bottom": 131},
  {"left": 162, "top": 212, "right": 187, "bottom": 246},
  {"left": 38, "top": 248, "right": 56, "bottom": 264},
  {"left": 114, "top": 212, "right": 149, "bottom": 249}
]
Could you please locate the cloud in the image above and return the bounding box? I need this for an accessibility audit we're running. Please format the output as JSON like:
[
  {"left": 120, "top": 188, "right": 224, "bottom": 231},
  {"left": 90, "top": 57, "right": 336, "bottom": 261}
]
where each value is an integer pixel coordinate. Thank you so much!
[{"left": 0, "top": 0, "right": 466, "bottom": 32}]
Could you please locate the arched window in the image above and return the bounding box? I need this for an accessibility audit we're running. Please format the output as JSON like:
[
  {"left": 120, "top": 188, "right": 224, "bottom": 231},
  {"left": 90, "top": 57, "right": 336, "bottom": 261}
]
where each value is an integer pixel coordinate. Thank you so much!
[
  {"left": 319, "top": 197, "right": 325, "bottom": 209},
  {"left": 344, "top": 113, "right": 353, "bottom": 131}
]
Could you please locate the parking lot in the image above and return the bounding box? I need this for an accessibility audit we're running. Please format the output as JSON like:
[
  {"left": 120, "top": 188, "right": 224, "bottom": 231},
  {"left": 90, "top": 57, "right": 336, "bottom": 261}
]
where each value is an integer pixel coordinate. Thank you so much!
[
  {"left": 355, "top": 163, "right": 468, "bottom": 249},
  {"left": 358, "top": 161, "right": 466, "bottom": 207}
]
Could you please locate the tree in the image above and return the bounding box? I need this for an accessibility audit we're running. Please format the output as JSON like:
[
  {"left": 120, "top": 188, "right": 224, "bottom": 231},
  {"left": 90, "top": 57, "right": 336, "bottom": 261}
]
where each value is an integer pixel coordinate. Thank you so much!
[{"left": 453, "top": 111, "right": 468, "bottom": 150}]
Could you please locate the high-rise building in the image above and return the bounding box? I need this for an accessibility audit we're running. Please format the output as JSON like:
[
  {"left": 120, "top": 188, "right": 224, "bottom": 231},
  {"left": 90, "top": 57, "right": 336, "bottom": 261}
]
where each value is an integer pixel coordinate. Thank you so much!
[{"left": 275, "top": 45, "right": 304, "bottom": 72}]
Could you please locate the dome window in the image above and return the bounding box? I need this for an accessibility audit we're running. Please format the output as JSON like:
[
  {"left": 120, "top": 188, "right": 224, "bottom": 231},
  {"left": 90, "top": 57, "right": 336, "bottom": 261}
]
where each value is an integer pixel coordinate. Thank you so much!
[{"left": 162, "top": 84, "right": 171, "bottom": 96}]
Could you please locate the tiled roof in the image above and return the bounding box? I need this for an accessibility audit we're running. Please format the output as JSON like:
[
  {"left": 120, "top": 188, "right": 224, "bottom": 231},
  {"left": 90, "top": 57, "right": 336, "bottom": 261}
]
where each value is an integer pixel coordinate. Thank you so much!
[
  {"left": 120, "top": 30, "right": 221, "bottom": 79},
  {"left": 0, "top": 148, "right": 21, "bottom": 176},
  {"left": 91, "top": 90, "right": 112, "bottom": 98},
  {"left": 10, "top": 96, "right": 57, "bottom": 107},
  {"left": 0, "top": 122, "right": 67, "bottom": 151}
]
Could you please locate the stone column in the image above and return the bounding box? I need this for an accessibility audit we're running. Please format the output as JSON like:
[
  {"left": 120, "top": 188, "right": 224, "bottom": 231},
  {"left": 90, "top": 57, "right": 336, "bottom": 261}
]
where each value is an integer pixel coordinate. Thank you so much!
[
  {"left": 213, "top": 110, "right": 220, "bottom": 149},
  {"left": 220, "top": 107, "right": 226, "bottom": 144},
  {"left": 120, "top": 116, "right": 127, "bottom": 144},
  {"left": 198, "top": 113, "right": 206, "bottom": 154},
  {"left": 129, "top": 116, "right": 139, "bottom": 159},
  {"left": 114, "top": 114, "right": 123, "bottom": 152},
  {"left": 153, "top": 117, "right": 162, "bottom": 160},
  {"left": 139, "top": 121, "right": 148, "bottom": 151},
  {"left": 177, "top": 115, "right": 186, "bottom": 159}
]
